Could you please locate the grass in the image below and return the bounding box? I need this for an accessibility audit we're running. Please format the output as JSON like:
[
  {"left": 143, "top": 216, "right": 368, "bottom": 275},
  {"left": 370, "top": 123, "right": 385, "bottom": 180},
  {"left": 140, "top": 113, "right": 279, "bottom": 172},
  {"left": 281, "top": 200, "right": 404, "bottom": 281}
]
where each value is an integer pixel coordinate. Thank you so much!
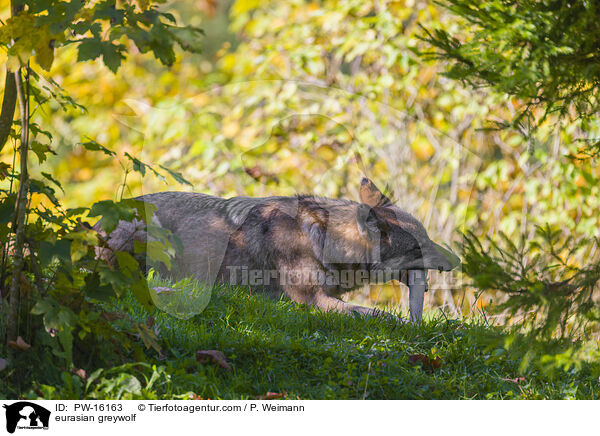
[{"left": 3, "top": 278, "right": 600, "bottom": 399}]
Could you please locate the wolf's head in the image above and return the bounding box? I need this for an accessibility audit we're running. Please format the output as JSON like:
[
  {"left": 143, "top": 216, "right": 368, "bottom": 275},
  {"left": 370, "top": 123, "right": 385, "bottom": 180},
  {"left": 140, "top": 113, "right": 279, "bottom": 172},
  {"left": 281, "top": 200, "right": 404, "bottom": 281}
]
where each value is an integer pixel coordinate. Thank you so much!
[{"left": 356, "top": 177, "right": 460, "bottom": 272}]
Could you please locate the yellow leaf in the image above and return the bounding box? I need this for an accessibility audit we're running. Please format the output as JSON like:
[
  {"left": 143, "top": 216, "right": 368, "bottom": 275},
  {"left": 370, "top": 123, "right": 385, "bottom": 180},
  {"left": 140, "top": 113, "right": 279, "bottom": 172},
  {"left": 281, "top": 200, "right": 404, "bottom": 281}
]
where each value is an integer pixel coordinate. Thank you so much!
[
  {"left": 6, "top": 55, "right": 21, "bottom": 71},
  {"left": 35, "top": 40, "right": 54, "bottom": 71}
]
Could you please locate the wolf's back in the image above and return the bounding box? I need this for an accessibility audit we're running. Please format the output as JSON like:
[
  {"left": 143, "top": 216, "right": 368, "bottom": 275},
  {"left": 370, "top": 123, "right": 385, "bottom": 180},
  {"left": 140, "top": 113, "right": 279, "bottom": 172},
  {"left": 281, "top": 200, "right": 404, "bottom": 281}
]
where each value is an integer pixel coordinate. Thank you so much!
[{"left": 96, "top": 192, "right": 297, "bottom": 284}]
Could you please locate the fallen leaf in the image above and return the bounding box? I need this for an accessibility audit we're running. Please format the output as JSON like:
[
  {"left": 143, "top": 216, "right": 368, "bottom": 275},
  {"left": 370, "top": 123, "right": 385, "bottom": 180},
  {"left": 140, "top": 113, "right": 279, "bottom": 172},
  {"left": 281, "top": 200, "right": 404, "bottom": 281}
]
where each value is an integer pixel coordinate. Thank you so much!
[
  {"left": 255, "top": 391, "right": 287, "bottom": 400},
  {"left": 137, "top": 323, "right": 162, "bottom": 354},
  {"left": 8, "top": 336, "right": 31, "bottom": 351},
  {"left": 196, "top": 350, "right": 232, "bottom": 370},
  {"left": 408, "top": 353, "right": 442, "bottom": 370},
  {"left": 502, "top": 377, "right": 525, "bottom": 383},
  {"left": 0, "top": 358, "right": 7, "bottom": 372}
]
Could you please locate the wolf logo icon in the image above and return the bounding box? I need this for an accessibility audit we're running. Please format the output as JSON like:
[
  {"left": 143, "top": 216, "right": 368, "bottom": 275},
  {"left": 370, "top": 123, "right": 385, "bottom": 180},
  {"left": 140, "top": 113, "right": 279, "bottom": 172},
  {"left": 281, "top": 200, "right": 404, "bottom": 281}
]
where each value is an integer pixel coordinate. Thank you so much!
[{"left": 3, "top": 402, "right": 50, "bottom": 433}]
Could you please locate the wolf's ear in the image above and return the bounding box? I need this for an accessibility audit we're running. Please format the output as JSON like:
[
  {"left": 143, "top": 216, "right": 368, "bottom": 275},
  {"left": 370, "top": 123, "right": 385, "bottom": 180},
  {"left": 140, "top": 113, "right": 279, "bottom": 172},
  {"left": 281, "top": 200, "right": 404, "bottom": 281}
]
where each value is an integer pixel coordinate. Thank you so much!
[
  {"left": 359, "top": 177, "right": 392, "bottom": 207},
  {"left": 357, "top": 204, "right": 382, "bottom": 241}
]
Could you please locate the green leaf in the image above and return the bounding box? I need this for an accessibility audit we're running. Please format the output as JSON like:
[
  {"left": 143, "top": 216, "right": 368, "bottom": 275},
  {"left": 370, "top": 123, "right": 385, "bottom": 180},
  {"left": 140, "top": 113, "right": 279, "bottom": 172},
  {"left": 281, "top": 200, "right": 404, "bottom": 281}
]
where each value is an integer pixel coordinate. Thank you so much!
[
  {"left": 31, "top": 297, "right": 54, "bottom": 316},
  {"left": 88, "top": 200, "right": 120, "bottom": 233},
  {"left": 79, "top": 139, "right": 116, "bottom": 156},
  {"left": 39, "top": 240, "right": 72, "bottom": 267},
  {"left": 41, "top": 172, "right": 64, "bottom": 193},
  {"left": 0, "top": 194, "right": 16, "bottom": 223},
  {"left": 158, "top": 164, "right": 193, "bottom": 186},
  {"left": 77, "top": 38, "right": 103, "bottom": 62},
  {"left": 66, "top": 207, "right": 89, "bottom": 217},
  {"left": 124, "top": 152, "right": 147, "bottom": 176},
  {"left": 136, "top": 323, "right": 161, "bottom": 353},
  {"left": 84, "top": 273, "right": 116, "bottom": 302},
  {"left": 101, "top": 42, "right": 125, "bottom": 73},
  {"left": 116, "top": 250, "right": 140, "bottom": 273},
  {"left": 114, "top": 374, "right": 142, "bottom": 398},
  {"left": 88, "top": 200, "right": 139, "bottom": 233},
  {"left": 131, "top": 275, "right": 154, "bottom": 311},
  {"left": 97, "top": 265, "right": 130, "bottom": 295},
  {"left": 30, "top": 140, "right": 56, "bottom": 164},
  {"left": 136, "top": 239, "right": 172, "bottom": 269}
]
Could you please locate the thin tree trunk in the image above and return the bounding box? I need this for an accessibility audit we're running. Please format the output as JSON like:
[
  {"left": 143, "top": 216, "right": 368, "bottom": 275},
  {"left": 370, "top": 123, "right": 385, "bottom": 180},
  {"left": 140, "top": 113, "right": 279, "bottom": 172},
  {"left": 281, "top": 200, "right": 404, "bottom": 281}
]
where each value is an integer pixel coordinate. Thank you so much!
[
  {"left": 0, "top": 0, "right": 21, "bottom": 154},
  {"left": 0, "top": 1, "right": 22, "bottom": 304},
  {"left": 6, "top": 68, "right": 29, "bottom": 345},
  {"left": 0, "top": 72, "right": 17, "bottom": 153}
]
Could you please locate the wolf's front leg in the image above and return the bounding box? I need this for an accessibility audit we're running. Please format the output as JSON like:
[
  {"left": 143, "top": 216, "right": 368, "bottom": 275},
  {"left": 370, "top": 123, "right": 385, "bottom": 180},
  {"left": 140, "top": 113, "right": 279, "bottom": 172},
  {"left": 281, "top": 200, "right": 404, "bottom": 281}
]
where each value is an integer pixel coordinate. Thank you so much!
[
  {"left": 312, "top": 293, "right": 399, "bottom": 321},
  {"left": 276, "top": 263, "right": 399, "bottom": 321}
]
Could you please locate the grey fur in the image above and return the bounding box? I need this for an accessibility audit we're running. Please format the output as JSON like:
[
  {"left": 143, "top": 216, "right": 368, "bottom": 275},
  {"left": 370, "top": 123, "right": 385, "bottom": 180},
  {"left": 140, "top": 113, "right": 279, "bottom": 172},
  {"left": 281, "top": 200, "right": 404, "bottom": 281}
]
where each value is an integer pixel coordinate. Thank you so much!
[{"left": 95, "top": 178, "right": 460, "bottom": 318}]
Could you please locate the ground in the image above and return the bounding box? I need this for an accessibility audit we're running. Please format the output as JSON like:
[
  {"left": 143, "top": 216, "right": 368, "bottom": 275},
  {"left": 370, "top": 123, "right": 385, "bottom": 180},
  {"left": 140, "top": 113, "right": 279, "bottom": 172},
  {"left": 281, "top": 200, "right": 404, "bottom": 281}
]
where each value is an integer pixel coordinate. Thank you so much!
[{"left": 2, "top": 280, "right": 599, "bottom": 400}]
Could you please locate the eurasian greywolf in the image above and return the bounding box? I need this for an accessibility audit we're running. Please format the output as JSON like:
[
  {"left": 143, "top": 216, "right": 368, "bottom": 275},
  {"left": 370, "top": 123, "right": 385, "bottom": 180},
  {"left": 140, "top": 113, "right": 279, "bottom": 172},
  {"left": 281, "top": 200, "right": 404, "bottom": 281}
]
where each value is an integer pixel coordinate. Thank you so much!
[{"left": 96, "top": 178, "right": 460, "bottom": 318}]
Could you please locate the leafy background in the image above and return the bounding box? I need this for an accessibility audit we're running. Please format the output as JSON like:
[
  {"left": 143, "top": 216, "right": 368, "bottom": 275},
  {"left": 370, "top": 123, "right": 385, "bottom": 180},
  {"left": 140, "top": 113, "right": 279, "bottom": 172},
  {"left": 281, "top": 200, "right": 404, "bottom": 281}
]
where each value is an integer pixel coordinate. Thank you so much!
[
  {"left": 4, "top": 0, "right": 596, "bottom": 315},
  {"left": 0, "top": 0, "right": 599, "bottom": 398}
]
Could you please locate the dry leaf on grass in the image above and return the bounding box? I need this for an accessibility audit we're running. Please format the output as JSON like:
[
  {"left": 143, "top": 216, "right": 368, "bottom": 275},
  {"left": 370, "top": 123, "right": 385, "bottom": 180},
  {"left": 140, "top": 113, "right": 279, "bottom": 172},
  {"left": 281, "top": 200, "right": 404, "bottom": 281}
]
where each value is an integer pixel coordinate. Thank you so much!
[
  {"left": 8, "top": 336, "right": 31, "bottom": 351},
  {"left": 196, "top": 350, "right": 232, "bottom": 370},
  {"left": 255, "top": 391, "right": 287, "bottom": 400},
  {"left": 502, "top": 377, "right": 526, "bottom": 383},
  {"left": 408, "top": 353, "right": 442, "bottom": 370}
]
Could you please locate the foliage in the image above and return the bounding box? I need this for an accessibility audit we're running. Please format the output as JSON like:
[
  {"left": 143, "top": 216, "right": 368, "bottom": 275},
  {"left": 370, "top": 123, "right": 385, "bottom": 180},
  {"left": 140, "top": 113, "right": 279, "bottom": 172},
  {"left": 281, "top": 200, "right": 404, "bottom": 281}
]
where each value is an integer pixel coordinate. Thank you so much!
[
  {"left": 0, "top": 0, "right": 201, "bottom": 376},
  {"left": 421, "top": 0, "right": 600, "bottom": 134},
  {"left": 2, "top": 143, "right": 183, "bottom": 364},
  {"left": 461, "top": 226, "right": 600, "bottom": 342},
  {"left": 2, "top": 0, "right": 202, "bottom": 74},
  {"left": 416, "top": 1, "right": 600, "bottom": 377},
  {"left": 420, "top": 0, "right": 600, "bottom": 364}
]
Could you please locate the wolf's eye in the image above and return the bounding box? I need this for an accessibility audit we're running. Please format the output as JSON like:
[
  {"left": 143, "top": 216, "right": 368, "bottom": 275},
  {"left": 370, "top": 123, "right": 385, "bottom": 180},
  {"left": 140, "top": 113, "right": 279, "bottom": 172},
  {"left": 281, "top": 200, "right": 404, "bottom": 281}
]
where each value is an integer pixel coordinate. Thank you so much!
[{"left": 408, "top": 245, "right": 422, "bottom": 254}]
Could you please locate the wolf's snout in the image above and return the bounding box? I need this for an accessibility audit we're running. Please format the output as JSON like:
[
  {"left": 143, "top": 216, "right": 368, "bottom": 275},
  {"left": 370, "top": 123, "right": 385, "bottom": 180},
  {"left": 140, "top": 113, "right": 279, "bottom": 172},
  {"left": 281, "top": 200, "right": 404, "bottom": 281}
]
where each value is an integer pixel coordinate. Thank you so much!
[{"left": 422, "top": 241, "right": 461, "bottom": 272}]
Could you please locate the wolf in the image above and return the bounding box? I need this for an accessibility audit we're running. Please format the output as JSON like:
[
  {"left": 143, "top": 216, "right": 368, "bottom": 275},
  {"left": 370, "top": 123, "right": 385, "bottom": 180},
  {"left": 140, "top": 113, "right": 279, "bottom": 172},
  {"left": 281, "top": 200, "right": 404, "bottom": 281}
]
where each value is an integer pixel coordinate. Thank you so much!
[{"left": 96, "top": 177, "right": 460, "bottom": 318}]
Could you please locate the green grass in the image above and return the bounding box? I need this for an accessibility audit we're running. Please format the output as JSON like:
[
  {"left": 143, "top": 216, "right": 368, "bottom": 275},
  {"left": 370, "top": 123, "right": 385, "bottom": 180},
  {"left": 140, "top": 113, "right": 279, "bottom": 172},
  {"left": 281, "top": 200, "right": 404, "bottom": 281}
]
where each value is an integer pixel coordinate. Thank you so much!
[
  {"left": 3, "top": 279, "right": 600, "bottom": 399},
  {"left": 100, "top": 281, "right": 599, "bottom": 399}
]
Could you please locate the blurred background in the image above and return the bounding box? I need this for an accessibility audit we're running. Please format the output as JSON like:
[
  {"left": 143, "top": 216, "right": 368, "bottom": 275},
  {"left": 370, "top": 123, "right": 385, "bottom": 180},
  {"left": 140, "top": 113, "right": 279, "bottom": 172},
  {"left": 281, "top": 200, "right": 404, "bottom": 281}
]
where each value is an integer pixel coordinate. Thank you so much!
[{"left": 3, "top": 0, "right": 598, "bottom": 318}]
